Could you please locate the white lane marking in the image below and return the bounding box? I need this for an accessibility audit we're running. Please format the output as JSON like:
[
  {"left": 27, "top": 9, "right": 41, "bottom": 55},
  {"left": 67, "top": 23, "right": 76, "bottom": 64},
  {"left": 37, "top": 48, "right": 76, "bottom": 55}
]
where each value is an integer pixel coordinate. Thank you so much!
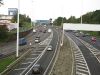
[
  {"left": 31, "top": 54, "right": 39, "bottom": 56},
  {"left": 20, "top": 31, "right": 53, "bottom": 75},
  {"left": 27, "top": 58, "right": 36, "bottom": 60},
  {"left": 22, "top": 62, "right": 33, "bottom": 64},
  {"left": 76, "top": 37, "right": 100, "bottom": 63},
  {"left": 44, "top": 28, "right": 59, "bottom": 75},
  {"left": 33, "top": 51, "right": 42, "bottom": 53},
  {"left": 76, "top": 71, "right": 88, "bottom": 75},
  {"left": 66, "top": 33, "right": 91, "bottom": 75},
  {"left": 14, "top": 68, "right": 26, "bottom": 71}
]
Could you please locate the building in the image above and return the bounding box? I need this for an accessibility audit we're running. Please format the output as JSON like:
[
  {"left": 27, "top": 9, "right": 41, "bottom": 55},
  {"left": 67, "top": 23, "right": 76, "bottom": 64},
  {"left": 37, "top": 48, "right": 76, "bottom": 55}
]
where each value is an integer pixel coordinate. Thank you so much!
[
  {"left": 36, "top": 20, "right": 50, "bottom": 25},
  {"left": 8, "top": 8, "right": 18, "bottom": 16},
  {"left": 0, "top": 22, "right": 17, "bottom": 31},
  {"left": 0, "top": 8, "right": 18, "bottom": 31},
  {"left": 0, "top": 15, "right": 13, "bottom": 23}
]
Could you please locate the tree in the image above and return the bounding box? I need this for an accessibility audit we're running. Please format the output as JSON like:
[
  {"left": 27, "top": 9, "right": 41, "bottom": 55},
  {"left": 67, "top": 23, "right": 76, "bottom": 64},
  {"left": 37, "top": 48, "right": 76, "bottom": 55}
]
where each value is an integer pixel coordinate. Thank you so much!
[
  {"left": 0, "top": 0, "right": 3, "bottom": 6},
  {"left": 11, "top": 14, "right": 31, "bottom": 27},
  {"left": 53, "top": 17, "right": 67, "bottom": 26},
  {"left": 0, "top": 25, "right": 9, "bottom": 42},
  {"left": 63, "top": 17, "right": 67, "bottom": 23},
  {"left": 91, "top": 10, "right": 100, "bottom": 24},
  {"left": 53, "top": 17, "right": 62, "bottom": 26},
  {"left": 67, "top": 16, "right": 77, "bottom": 23}
]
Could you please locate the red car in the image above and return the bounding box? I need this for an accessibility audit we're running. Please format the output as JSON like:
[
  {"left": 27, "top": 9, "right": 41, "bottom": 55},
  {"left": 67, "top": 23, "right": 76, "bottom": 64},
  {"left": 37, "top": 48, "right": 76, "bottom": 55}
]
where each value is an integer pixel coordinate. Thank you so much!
[{"left": 91, "top": 37, "right": 96, "bottom": 43}]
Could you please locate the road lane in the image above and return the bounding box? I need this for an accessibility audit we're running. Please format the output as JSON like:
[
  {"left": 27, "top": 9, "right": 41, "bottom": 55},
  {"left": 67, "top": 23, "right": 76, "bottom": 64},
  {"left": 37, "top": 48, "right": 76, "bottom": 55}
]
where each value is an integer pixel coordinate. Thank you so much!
[
  {"left": 0, "top": 26, "right": 50, "bottom": 56},
  {"left": 26, "top": 27, "right": 59, "bottom": 75},
  {"left": 6, "top": 28, "right": 52, "bottom": 75},
  {"left": 66, "top": 32, "right": 100, "bottom": 75}
]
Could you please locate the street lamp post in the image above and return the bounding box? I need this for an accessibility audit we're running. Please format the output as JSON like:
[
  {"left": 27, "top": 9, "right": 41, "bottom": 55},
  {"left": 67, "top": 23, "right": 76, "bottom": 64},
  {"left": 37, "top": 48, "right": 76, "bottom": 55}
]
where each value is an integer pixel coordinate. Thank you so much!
[
  {"left": 16, "top": 0, "right": 20, "bottom": 57},
  {"left": 60, "top": 17, "right": 64, "bottom": 46},
  {"left": 81, "top": 0, "right": 83, "bottom": 24},
  {"left": 31, "top": 0, "right": 35, "bottom": 30}
]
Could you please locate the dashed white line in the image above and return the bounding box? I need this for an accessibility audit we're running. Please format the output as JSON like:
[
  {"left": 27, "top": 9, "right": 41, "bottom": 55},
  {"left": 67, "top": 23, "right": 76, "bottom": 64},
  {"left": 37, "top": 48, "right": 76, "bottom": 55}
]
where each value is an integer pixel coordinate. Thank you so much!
[
  {"left": 27, "top": 58, "right": 36, "bottom": 60},
  {"left": 22, "top": 62, "right": 33, "bottom": 64},
  {"left": 31, "top": 54, "right": 39, "bottom": 56},
  {"left": 14, "top": 68, "right": 26, "bottom": 70}
]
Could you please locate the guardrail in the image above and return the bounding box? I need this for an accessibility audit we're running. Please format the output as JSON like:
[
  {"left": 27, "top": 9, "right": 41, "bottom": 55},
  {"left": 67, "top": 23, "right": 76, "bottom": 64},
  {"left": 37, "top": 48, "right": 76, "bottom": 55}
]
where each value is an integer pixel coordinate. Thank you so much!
[
  {"left": 0, "top": 29, "right": 53, "bottom": 75},
  {"left": 0, "top": 48, "right": 32, "bottom": 75}
]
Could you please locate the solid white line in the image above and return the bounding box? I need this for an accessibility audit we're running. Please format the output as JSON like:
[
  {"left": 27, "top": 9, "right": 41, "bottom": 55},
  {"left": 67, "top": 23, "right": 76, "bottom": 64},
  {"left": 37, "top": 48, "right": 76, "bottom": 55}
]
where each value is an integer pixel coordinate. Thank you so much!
[
  {"left": 23, "top": 31, "right": 53, "bottom": 75},
  {"left": 34, "top": 51, "right": 42, "bottom": 52},
  {"left": 27, "top": 58, "right": 36, "bottom": 60},
  {"left": 22, "top": 62, "right": 33, "bottom": 64},
  {"left": 15, "top": 68, "right": 26, "bottom": 70},
  {"left": 66, "top": 33, "right": 91, "bottom": 75},
  {"left": 31, "top": 54, "right": 39, "bottom": 56},
  {"left": 45, "top": 28, "right": 59, "bottom": 75},
  {"left": 76, "top": 71, "right": 88, "bottom": 75},
  {"left": 76, "top": 37, "right": 100, "bottom": 63}
]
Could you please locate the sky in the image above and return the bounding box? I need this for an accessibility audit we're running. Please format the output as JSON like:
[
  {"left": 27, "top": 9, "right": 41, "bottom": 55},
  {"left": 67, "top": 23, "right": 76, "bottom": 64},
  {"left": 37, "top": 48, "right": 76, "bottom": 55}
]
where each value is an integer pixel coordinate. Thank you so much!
[{"left": 0, "top": 0, "right": 100, "bottom": 21}]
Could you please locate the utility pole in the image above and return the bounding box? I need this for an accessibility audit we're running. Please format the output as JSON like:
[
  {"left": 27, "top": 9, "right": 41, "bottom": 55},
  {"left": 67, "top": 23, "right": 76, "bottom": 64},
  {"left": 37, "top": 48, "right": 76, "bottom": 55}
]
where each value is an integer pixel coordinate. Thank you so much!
[{"left": 16, "top": 0, "right": 20, "bottom": 57}]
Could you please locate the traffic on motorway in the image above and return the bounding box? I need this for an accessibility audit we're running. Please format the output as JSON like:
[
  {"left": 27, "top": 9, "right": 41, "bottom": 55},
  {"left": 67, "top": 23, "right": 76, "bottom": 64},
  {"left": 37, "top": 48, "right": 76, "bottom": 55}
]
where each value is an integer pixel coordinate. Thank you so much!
[
  {"left": 65, "top": 30, "right": 100, "bottom": 75},
  {"left": 0, "top": 24, "right": 100, "bottom": 75}
]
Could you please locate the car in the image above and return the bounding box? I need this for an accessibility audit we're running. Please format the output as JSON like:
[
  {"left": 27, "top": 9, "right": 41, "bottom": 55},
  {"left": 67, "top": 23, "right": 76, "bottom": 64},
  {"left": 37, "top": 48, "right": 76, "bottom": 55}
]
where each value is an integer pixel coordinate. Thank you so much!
[
  {"left": 36, "top": 36, "right": 40, "bottom": 39},
  {"left": 73, "top": 30, "right": 77, "bottom": 33},
  {"left": 85, "top": 33, "right": 90, "bottom": 36},
  {"left": 33, "top": 29, "right": 36, "bottom": 33},
  {"left": 81, "top": 34, "right": 86, "bottom": 37},
  {"left": 19, "top": 38, "right": 27, "bottom": 46},
  {"left": 75, "top": 33, "right": 79, "bottom": 37},
  {"left": 80, "top": 32, "right": 86, "bottom": 37},
  {"left": 91, "top": 36, "right": 96, "bottom": 43},
  {"left": 0, "top": 53, "right": 4, "bottom": 58},
  {"left": 39, "top": 30, "right": 42, "bottom": 32},
  {"left": 32, "top": 64, "right": 42, "bottom": 74},
  {"left": 48, "top": 29, "right": 52, "bottom": 32},
  {"left": 47, "top": 45, "right": 53, "bottom": 51},
  {"left": 43, "top": 30, "right": 46, "bottom": 33},
  {"left": 35, "top": 38, "right": 40, "bottom": 43}
]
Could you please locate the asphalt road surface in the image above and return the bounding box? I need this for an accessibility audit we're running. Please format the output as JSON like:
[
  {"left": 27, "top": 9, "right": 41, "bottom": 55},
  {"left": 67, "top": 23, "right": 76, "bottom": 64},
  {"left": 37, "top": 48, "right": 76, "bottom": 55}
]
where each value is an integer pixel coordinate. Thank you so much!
[
  {"left": 6, "top": 26, "right": 55, "bottom": 75},
  {"left": 0, "top": 26, "right": 49, "bottom": 56},
  {"left": 66, "top": 31, "right": 100, "bottom": 75},
  {"left": 24, "top": 27, "right": 59, "bottom": 75}
]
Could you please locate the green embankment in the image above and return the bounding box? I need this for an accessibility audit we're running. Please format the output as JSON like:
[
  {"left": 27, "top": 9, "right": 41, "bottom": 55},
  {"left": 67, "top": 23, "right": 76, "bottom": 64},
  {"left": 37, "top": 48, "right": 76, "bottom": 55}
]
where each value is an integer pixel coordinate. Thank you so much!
[{"left": 0, "top": 55, "right": 16, "bottom": 73}]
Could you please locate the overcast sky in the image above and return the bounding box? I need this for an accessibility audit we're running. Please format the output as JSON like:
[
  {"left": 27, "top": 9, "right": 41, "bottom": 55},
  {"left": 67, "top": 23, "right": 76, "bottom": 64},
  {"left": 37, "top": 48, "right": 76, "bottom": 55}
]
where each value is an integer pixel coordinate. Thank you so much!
[{"left": 0, "top": 0, "right": 100, "bottom": 21}]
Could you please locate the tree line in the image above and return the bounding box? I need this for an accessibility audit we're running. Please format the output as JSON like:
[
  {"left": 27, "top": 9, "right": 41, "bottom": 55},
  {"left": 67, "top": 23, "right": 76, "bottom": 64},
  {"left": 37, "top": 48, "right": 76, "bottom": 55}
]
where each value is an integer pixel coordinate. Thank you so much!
[
  {"left": 53, "top": 10, "right": 100, "bottom": 26},
  {"left": 11, "top": 14, "right": 31, "bottom": 27}
]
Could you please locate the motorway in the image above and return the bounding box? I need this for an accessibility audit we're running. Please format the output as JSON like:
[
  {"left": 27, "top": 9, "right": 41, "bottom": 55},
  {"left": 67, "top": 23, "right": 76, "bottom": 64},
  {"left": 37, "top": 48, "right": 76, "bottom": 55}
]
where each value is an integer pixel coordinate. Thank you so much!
[
  {"left": 0, "top": 25, "right": 50, "bottom": 56},
  {"left": 65, "top": 31, "right": 100, "bottom": 75},
  {"left": 6, "top": 26, "right": 59, "bottom": 75}
]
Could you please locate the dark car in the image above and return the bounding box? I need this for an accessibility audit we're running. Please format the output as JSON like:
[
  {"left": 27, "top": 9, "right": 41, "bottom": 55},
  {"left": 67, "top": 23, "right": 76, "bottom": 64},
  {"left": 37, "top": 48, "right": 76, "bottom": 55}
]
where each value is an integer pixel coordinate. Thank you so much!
[
  {"left": 43, "top": 30, "right": 46, "bottom": 33},
  {"left": 35, "top": 38, "right": 40, "bottom": 43},
  {"left": 36, "top": 36, "right": 40, "bottom": 39},
  {"left": 32, "top": 64, "right": 42, "bottom": 74},
  {"left": 0, "top": 53, "right": 4, "bottom": 58},
  {"left": 75, "top": 33, "right": 79, "bottom": 37},
  {"left": 19, "top": 38, "right": 27, "bottom": 46},
  {"left": 39, "top": 30, "right": 42, "bottom": 32}
]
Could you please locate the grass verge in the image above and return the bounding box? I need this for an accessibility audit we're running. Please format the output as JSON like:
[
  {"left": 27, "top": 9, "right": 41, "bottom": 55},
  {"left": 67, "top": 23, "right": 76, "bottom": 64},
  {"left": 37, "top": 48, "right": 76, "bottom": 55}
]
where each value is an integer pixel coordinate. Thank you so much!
[{"left": 0, "top": 55, "right": 16, "bottom": 73}]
